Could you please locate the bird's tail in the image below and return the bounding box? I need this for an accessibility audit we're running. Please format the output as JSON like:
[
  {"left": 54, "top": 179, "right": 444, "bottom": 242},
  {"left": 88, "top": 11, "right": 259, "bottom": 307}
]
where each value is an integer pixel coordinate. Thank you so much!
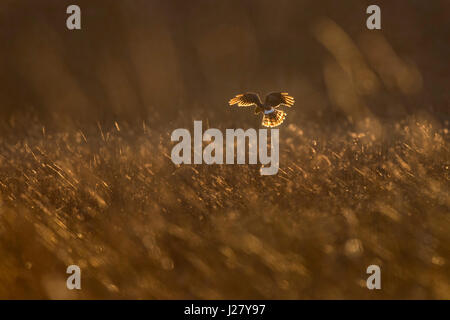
[{"left": 262, "top": 110, "right": 286, "bottom": 128}]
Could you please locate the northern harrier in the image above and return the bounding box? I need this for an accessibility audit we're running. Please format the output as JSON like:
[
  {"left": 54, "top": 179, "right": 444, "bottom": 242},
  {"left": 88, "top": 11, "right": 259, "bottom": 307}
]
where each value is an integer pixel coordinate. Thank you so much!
[{"left": 228, "top": 92, "right": 295, "bottom": 127}]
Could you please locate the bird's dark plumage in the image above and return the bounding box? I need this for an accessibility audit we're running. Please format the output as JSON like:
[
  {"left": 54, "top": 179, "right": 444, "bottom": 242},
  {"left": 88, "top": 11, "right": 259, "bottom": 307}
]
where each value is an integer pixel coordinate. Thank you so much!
[{"left": 228, "top": 92, "right": 294, "bottom": 127}]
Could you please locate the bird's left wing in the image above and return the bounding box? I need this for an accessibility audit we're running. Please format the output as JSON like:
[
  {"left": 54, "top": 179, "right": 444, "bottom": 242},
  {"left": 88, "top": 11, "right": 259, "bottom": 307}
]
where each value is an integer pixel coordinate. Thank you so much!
[
  {"left": 229, "top": 93, "right": 262, "bottom": 107},
  {"left": 264, "top": 92, "right": 295, "bottom": 108}
]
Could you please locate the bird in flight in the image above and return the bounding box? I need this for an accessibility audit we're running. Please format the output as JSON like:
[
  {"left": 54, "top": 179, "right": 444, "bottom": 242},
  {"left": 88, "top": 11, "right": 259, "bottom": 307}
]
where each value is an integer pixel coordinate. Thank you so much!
[{"left": 228, "top": 92, "right": 295, "bottom": 127}]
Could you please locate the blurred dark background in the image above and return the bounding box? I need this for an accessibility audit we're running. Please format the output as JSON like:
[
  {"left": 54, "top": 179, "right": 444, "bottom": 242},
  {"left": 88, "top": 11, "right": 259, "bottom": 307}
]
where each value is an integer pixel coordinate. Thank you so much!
[{"left": 0, "top": 0, "right": 448, "bottom": 126}]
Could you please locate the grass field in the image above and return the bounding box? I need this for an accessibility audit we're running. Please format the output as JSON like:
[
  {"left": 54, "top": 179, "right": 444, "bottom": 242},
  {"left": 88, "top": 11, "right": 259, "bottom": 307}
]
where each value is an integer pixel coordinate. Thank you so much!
[{"left": 0, "top": 112, "right": 448, "bottom": 299}]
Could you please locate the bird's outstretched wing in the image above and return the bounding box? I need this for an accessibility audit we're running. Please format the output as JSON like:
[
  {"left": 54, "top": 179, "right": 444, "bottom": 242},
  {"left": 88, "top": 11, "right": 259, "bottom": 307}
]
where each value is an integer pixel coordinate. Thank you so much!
[
  {"left": 229, "top": 93, "right": 262, "bottom": 107},
  {"left": 264, "top": 92, "right": 295, "bottom": 108}
]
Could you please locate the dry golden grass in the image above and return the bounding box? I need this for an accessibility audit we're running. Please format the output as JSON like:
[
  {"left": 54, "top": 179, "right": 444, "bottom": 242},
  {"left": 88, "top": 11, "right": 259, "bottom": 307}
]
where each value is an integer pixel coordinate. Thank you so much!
[{"left": 0, "top": 113, "right": 448, "bottom": 299}]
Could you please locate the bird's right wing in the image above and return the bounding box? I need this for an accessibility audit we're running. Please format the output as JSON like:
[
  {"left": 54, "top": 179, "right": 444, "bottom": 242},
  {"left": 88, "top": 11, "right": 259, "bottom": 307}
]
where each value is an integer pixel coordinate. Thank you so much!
[
  {"left": 264, "top": 92, "right": 295, "bottom": 108},
  {"left": 229, "top": 93, "right": 262, "bottom": 107}
]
